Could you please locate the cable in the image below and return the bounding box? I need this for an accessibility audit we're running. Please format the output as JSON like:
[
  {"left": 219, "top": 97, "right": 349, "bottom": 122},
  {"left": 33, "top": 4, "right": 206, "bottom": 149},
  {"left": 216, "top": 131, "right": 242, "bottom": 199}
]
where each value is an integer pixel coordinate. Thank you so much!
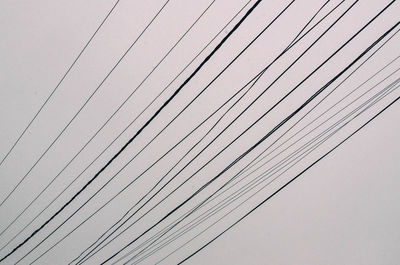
[
  {"left": 177, "top": 94, "right": 400, "bottom": 265},
  {"left": 118, "top": 56, "right": 400, "bottom": 264},
  {"left": 72, "top": 1, "right": 341, "bottom": 263},
  {"left": 0, "top": 0, "right": 216, "bottom": 243},
  {"left": 22, "top": 2, "right": 295, "bottom": 263},
  {"left": 0, "top": 0, "right": 264, "bottom": 262},
  {"left": 0, "top": 0, "right": 170, "bottom": 207},
  {"left": 101, "top": 14, "right": 399, "bottom": 263},
  {"left": 130, "top": 80, "right": 400, "bottom": 264},
  {"left": 0, "top": 0, "right": 255, "bottom": 252},
  {"left": 119, "top": 34, "right": 400, "bottom": 265},
  {"left": 0, "top": 0, "right": 120, "bottom": 169}
]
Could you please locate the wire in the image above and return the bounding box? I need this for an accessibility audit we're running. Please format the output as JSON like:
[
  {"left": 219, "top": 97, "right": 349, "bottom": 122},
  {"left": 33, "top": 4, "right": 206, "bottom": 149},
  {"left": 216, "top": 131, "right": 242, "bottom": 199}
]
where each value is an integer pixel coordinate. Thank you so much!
[
  {"left": 1, "top": 0, "right": 265, "bottom": 262},
  {"left": 72, "top": 1, "right": 341, "bottom": 263},
  {"left": 0, "top": 0, "right": 255, "bottom": 252},
  {"left": 0, "top": 0, "right": 121, "bottom": 169},
  {"left": 0, "top": 0, "right": 171, "bottom": 207},
  {"left": 101, "top": 14, "right": 399, "bottom": 263},
  {"left": 118, "top": 50, "right": 400, "bottom": 264},
  {"left": 0, "top": 0, "right": 216, "bottom": 244},
  {"left": 177, "top": 94, "right": 400, "bottom": 265},
  {"left": 21, "top": 2, "right": 295, "bottom": 264},
  {"left": 130, "top": 78, "right": 400, "bottom": 265}
]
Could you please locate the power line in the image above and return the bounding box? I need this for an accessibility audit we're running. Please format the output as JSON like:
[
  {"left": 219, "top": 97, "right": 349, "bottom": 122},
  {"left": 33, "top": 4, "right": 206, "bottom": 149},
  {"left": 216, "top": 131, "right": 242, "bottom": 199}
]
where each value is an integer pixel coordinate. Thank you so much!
[
  {"left": 71, "top": 2, "right": 343, "bottom": 263},
  {"left": 130, "top": 79, "right": 400, "bottom": 264},
  {"left": 117, "top": 49, "right": 400, "bottom": 264},
  {"left": 0, "top": 0, "right": 255, "bottom": 251},
  {"left": 177, "top": 94, "right": 400, "bottom": 265},
  {"left": 0, "top": 0, "right": 121, "bottom": 169},
  {"left": 0, "top": 0, "right": 171, "bottom": 208},
  {"left": 0, "top": 0, "right": 216, "bottom": 243},
  {"left": 0, "top": 0, "right": 264, "bottom": 262},
  {"left": 17, "top": 2, "right": 295, "bottom": 263},
  {"left": 101, "top": 14, "right": 399, "bottom": 263}
]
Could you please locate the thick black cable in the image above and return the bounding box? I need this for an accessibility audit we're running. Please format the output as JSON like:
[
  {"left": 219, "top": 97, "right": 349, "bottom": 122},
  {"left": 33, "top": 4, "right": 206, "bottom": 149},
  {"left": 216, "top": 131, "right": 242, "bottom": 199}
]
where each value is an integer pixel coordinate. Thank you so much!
[
  {"left": 100, "top": 1, "right": 365, "bottom": 261},
  {"left": 121, "top": 33, "right": 400, "bottom": 265},
  {"left": 231, "top": 30, "right": 400, "bottom": 191},
  {"left": 73, "top": 1, "right": 340, "bottom": 263},
  {"left": 0, "top": 0, "right": 255, "bottom": 251},
  {"left": 22, "top": 3, "right": 294, "bottom": 263},
  {"left": 130, "top": 81, "right": 400, "bottom": 264},
  {"left": 178, "top": 94, "right": 400, "bottom": 265},
  {"left": 102, "top": 14, "right": 398, "bottom": 263},
  {"left": 0, "top": 0, "right": 216, "bottom": 243},
  {"left": 131, "top": 57, "right": 400, "bottom": 262},
  {"left": 0, "top": 0, "right": 264, "bottom": 262},
  {"left": 120, "top": 51, "right": 400, "bottom": 263},
  {"left": 0, "top": 0, "right": 170, "bottom": 207},
  {"left": 0, "top": 0, "right": 120, "bottom": 169}
]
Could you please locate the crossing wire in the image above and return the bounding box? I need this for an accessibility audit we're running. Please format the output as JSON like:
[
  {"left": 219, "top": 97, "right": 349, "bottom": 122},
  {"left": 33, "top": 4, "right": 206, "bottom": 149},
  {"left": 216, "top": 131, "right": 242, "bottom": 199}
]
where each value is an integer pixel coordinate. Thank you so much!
[
  {"left": 0, "top": 0, "right": 217, "bottom": 243},
  {"left": 70, "top": 1, "right": 341, "bottom": 263},
  {"left": 113, "top": 44, "right": 400, "bottom": 264},
  {"left": 0, "top": 0, "right": 265, "bottom": 262},
  {"left": 16, "top": 2, "right": 296, "bottom": 263},
  {"left": 0, "top": 0, "right": 256, "bottom": 252},
  {"left": 177, "top": 94, "right": 400, "bottom": 265},
  {"left": 130, "top": 80, "right": 400, "bottom": 265},
  {"left": 127, "top": 75, "right": 400, "bottom": 264},
  {"left": 101, "top": 14, "right": 399, "bottom": 264}
]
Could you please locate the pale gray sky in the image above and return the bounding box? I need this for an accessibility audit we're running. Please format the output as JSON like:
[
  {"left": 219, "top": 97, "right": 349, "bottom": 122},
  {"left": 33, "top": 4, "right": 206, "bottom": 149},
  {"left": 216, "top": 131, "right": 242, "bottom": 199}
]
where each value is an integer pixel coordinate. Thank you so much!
[{"left": 0, "top": 0, "right": 399, "bottom": 264}]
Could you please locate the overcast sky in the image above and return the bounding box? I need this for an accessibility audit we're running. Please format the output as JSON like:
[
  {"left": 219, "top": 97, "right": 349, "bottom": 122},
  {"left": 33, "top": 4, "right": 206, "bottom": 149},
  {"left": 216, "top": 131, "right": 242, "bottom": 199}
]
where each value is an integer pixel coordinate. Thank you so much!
[{"left": 0, "top": 0, "right": 399, "bottom": 264}]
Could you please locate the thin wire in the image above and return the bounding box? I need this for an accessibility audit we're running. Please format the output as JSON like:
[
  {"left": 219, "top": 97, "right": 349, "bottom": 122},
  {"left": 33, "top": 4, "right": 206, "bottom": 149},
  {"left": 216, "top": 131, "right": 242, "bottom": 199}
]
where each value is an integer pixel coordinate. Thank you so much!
[
  {"left": 102, "top": 15, "right": 398, "bottom": 263},
  {"left": 177, "top": 94, "right": 400, "bottom": 265},
  {"left": 24, "top": 3, "right": 294, "bottom": 263},
  {"left": 119, "top": 50, "right": 400, "bottom": 263},
  {"left": 0, "top": 0, "right": 171, "bottom": 207},
  {"left": 0, "top": 0, "right": 121, "bottom": 169},
  {"left": 73, "top": 1, "right": 340, "bottom": 263},
  {"left": 2, "top": 0, "right": 265, "bottom": 262},
  {"left": 0, "top": 0, "right": 255, "bottom": 252},
  {"left": 120, "top": 31, "right": 400, "bottom": 265},
  {"left": 0, "top": 0, "right": 216, "bottom": 244},
  {"left": 131, "top": 81, "right": 399, "bottom": 264}
]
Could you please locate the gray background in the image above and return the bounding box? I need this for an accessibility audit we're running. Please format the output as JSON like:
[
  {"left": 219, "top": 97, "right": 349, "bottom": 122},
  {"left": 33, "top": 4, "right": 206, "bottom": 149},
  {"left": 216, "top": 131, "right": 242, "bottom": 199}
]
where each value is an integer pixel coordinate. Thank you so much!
[{"left": 0, "top": 0, "right": 399, "bottom": 264}]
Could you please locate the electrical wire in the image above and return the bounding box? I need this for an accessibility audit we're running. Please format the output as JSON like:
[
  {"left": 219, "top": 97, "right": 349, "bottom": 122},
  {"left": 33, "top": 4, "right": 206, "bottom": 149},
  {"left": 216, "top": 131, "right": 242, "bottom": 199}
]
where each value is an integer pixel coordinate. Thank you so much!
[
  {"left": 20, "top": 3, "right": 296, "bottom": 263},
  {"left": 0, "top": 0, "right": 216, "bottom": 243},
  {"left": 177, "top": 94, "right": 400, "bottom": 265},
  {"left": 0, "top": 0, "right": 171, "bottom": 207},
  {"left": 130, "top": 79, "right": 400, "bottom": 265},
  {"left": 101, "top": 14, "right": 399, "bottom": 263},
  {"left": 0, "top": 0, "right": 256, "bottom": 252},
  {"left": 0, "top": 0, "right": 121, "bottom": 169},
  {"left": 0, "top": 0, "right": 265, "bottom": 262},
  {"left": 71, "top": 1, "right": 342, "bottom": 263}
]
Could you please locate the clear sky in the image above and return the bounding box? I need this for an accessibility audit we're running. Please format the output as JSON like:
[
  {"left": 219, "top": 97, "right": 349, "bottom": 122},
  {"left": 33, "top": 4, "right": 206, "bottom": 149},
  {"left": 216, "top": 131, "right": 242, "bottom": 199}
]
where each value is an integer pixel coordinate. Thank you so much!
[{"left": 0, "top": 0, "right": 399, "bottom": 264}]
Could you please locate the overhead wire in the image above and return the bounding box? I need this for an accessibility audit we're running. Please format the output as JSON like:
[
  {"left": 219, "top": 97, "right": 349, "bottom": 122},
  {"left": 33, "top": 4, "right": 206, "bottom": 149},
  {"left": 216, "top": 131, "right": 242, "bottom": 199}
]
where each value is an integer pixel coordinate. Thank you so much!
[
  {"left": 97, "top": 1, "right": 367, "bottom": 262},
  {"left": 177, "top": 93, "right": 400, "bottom": 265},
  {"left": 0, "top": 0, "right": 265, "bottom": 262},
  {"left": 101, "top": 11, "right": 399, "bottom": 263},
  {"left": 0, "top": 0, "right": 217, "bottom": 244},
  {"left": 0, "top": 0, "right": 256, "bottom": 252},
  {"left": 115, "top": 30, "right": 400, "bottom": 264},
  {"left": 70, "top": 1, "right": 341, "bottom": 263},
  {"left": 19, "top": 2, "right": 296, "bottom": 264},
  {"left": 129, "top": 76, "right": 400, "bottom": 265},
  {"left": 114, "top": 44, "right": 400, "bottom": 264},
  {"left": 0, "top": 0, "right": 121, "bottom": 169},
  {"left": 0, "top": 0, "right": 171, "bottom": 207}
]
